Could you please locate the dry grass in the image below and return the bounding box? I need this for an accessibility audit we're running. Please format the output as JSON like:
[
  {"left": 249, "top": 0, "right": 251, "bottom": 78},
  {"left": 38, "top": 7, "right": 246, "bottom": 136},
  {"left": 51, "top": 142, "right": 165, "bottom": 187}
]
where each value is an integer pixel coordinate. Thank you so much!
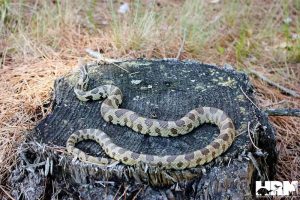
[{"left": 0, "top": 0, "right": 299, "bottom": 198}]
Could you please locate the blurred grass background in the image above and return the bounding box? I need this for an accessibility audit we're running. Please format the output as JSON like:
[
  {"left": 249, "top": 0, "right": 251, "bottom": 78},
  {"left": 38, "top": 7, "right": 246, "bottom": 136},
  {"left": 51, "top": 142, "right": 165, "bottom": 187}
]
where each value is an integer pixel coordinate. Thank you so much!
[{"left": 0, "top": 0, "right": 299, "bottom": 198}]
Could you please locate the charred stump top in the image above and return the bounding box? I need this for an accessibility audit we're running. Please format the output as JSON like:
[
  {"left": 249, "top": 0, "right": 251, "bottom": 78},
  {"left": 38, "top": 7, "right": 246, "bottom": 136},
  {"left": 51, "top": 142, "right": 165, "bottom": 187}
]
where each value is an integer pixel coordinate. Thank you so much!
[{"left": 10, "top": 59, "right": 277, "bottom": 199}]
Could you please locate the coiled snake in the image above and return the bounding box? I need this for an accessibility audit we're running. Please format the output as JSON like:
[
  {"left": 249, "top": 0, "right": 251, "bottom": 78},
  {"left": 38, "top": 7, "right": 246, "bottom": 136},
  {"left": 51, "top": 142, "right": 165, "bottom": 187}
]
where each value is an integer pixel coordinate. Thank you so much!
[{"left": 66, "top": 65, "right": 235, "bottom": 169}]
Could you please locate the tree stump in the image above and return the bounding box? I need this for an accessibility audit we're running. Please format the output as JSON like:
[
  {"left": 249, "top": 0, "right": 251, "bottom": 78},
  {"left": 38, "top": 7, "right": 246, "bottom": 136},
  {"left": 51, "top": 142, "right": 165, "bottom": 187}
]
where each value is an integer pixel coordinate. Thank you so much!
[{"left": 9, "top": 59, "right": 277, "bottom": 199}]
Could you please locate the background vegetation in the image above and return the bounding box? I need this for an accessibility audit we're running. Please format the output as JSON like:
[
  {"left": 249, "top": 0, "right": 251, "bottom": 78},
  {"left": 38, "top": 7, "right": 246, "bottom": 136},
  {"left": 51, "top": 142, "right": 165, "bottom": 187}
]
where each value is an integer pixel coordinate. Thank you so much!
[{"left": 0, "top": 0, "right": 299, "bottom": 198}]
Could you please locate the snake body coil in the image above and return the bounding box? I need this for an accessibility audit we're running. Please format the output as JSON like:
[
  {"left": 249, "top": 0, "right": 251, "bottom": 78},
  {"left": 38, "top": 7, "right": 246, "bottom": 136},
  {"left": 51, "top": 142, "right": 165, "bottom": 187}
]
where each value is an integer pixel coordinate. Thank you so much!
[{"left": 66, "top": 65, "right": 235, "bottom": 169}]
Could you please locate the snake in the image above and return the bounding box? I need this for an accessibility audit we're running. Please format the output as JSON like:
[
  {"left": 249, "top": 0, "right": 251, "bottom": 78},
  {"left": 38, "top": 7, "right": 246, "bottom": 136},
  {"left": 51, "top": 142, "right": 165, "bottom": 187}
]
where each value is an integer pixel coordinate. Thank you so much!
[{"left": 66, "top": 65, "right": 236, "bottom": 170}]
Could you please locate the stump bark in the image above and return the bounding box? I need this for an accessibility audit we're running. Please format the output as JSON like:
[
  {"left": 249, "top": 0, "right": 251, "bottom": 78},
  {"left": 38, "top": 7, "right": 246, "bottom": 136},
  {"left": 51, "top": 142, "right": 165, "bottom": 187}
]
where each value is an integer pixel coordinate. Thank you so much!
[{"left": 9, "top": 59, "right": 277, "bottom": 199}]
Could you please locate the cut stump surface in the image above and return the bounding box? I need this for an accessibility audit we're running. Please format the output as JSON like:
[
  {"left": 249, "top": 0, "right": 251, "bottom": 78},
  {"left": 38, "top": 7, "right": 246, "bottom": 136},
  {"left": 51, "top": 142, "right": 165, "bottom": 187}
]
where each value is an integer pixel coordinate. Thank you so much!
[{"left": 10, "top": 59, "right": 277, "bottom": 199}]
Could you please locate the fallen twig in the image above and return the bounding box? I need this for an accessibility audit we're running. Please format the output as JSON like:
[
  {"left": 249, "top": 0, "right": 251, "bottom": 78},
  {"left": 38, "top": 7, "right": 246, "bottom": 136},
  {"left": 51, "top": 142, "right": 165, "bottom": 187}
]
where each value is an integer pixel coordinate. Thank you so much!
[
  {"left": 85, "top": 48, "right": 129, "bottom": 73},
  {"left": 95, "top": 180, "right": 115, "bottom": 187},
  {"left": 240, "top": 86, "right": 260, "bottom": 110},
  {"left": 247, "top": 122, "right": 261, "bottom": 151},
  {"left": 248, "top": 68, "right": 300, "bottom": 98},
  {"left": 85, "top": 48, "right": 103, "bottom": 59},
  {"left": 247, "top": 152, "right": 262, "bottom": 178},
  {"left": 265, "top": 108, "right": 300, "bottom": 117},
  {"left": 176, "top": 30, "right": 186, "bottom": 59}
]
